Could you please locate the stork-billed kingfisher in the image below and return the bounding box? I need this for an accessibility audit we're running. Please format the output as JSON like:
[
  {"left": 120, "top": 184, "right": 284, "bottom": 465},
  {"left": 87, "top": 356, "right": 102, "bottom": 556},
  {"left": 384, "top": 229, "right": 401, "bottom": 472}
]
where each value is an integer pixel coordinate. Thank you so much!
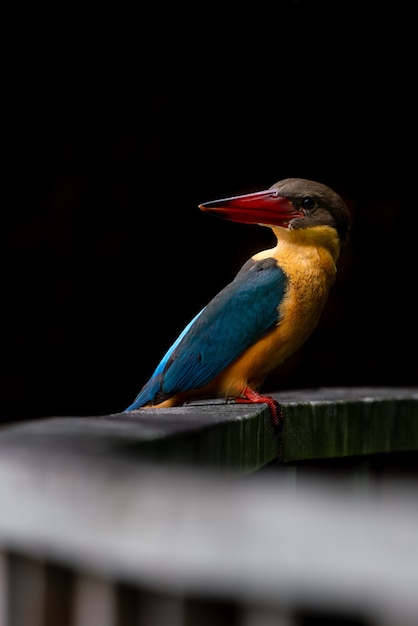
[{"left": 125, "top": 178, "right": 351, "bottom": 427}]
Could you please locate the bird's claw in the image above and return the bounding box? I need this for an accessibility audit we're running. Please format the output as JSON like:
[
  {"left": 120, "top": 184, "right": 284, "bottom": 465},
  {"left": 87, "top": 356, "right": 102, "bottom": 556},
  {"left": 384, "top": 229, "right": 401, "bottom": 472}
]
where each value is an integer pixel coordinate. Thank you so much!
[{"left": 235, "top": 387, "right": 283, "bottom": 434}]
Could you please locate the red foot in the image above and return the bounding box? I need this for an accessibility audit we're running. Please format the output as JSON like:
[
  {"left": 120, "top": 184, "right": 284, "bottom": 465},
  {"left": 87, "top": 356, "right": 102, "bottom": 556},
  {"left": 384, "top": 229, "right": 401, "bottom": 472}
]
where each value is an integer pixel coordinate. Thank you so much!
[{"left": 235, "top": 386, "right": 283, "bottom": 430}]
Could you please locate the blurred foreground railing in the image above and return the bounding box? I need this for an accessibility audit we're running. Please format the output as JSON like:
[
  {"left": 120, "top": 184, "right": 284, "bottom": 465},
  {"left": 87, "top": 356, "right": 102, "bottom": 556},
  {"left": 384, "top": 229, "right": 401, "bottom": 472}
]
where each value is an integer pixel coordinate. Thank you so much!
[{"left": 0, "top": 387, "right": 417, "bottom": 626}]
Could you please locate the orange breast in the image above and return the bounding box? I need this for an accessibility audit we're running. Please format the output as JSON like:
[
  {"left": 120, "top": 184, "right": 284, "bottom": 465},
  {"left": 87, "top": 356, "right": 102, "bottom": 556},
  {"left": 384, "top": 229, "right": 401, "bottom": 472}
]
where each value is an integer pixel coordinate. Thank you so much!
[{"left": 215, "top": 229, "right": 339, "bottom": 398}]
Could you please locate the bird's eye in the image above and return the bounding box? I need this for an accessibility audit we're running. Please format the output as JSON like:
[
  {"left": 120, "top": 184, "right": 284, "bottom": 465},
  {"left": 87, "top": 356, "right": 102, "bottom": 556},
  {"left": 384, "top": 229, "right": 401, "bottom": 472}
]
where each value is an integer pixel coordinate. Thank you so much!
[{"left": 301, "top": 196, "right": 315, "bottom": 211}]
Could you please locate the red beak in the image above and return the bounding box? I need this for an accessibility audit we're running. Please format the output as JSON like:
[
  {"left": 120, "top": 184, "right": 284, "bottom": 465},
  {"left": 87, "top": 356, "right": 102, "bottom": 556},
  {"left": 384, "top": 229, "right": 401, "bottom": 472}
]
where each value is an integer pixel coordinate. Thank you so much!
[{"left": 199, "top": 189, "right": 304, "bottom": 227}]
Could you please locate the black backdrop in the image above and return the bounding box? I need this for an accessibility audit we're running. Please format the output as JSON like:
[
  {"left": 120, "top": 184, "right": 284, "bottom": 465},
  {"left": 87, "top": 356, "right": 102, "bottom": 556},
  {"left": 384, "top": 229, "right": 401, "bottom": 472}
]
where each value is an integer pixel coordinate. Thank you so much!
[{"left": 3, "top": 1, "right": 416, "bottom": 422}]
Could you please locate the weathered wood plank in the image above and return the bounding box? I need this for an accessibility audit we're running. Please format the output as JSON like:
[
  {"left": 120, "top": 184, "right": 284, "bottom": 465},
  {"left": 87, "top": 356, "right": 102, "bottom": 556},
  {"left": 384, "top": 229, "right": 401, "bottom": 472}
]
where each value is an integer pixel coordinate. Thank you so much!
[
  {"left": 1, "top": 388, "right": 417, "bottom": 469},
  {"left": 0, "top": 401, "right": 278, "bottom": 473},
  {"left": 273, "top": 387, "right": 418, "bottom": 463}
]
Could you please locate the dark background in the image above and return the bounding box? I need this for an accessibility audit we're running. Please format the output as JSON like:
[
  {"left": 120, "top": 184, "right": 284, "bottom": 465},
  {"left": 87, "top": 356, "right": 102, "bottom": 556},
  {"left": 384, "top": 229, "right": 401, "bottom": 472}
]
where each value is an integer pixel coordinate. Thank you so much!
[{"left": 3, "top": 1, "right": 416, "bottom": 423}]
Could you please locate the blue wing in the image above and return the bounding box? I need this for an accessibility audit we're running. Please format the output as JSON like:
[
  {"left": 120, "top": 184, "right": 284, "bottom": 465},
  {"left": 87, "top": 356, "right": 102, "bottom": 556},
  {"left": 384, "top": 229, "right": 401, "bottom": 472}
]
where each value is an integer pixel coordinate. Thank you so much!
[{"left": 125, "top": 257, "right": 287, "bottom": 410}]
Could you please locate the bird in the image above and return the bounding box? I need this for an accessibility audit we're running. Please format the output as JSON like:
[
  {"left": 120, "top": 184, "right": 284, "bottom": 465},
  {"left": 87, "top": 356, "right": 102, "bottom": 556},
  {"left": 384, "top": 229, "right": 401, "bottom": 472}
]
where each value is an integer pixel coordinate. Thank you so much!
[{"left": 125, "top": 177, "right": 351, "bottom": 428}]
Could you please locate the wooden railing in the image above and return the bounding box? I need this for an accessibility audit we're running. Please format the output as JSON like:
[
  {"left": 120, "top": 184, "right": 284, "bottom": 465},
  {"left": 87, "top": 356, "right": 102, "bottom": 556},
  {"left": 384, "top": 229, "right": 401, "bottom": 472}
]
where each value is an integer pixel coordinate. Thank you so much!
[{"left": 0, "top": 387, "right": 417, "bottom": 626}]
